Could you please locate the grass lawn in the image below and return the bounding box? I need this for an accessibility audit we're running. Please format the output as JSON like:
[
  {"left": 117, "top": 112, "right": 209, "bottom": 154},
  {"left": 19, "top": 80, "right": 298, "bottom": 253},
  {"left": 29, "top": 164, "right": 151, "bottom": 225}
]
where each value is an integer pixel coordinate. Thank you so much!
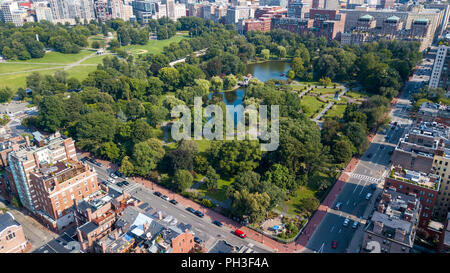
[
  {"left": 8, "top": 50, "right": 94, "bottom": 64},
  {"left": 88, "top": 34, "right": 106, "bottom": 47},
  {"left": 194, "top": 139, "right": 212, "bottom": 154},
  {"left": 80, "top": 54, "right": 108, "bottom": 65},
  {"left": 311, "top": 87, "right": 339, "bottom": 95},
  {"left": 321, "top": 104, "right": 347, "bottom": 120},
  {"left": 0, "top": 63, "right": 62, "bottom": 74},
  {"left": 290, "top": 84, "right": 308, "bottom": 91},
  {"left": 346, "top": 90, "right": 369, "bottom": 99},
  {"left": 300, "top": 95, "right": 326, "bottom": 118},
  {"left": 197, "top": 177, "right": 234, "bottom": 202},
  {"left": 122, "top": 34, "right": 190, "bottom": 56},
  {"left": 274, "top": 186, "right": 318, "bottom": 216},
  {"left": 64, "top": 65, "right": 98, "bottom": 80},
  {"left": 0, "top": 68, "right": 62, "bottom": 89}
]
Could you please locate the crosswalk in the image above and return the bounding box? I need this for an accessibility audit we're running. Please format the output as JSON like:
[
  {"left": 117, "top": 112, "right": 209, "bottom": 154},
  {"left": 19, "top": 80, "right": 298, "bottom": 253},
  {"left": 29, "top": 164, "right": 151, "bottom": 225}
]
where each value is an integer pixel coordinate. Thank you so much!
[
  {"left": 123, "top": 182, "right": 140, "bottom": 193},
  {"left": 350, "top": 173, "right": 381, "bottom": 184}
]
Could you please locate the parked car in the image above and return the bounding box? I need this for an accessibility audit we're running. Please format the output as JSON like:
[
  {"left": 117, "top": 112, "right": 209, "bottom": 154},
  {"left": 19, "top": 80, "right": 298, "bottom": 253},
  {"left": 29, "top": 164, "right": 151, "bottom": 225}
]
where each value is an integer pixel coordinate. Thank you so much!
[
  {"left": 80, "top": 157, "right": 89, "bottom": 163},
  {"left": 352, "top": 221, "right": 358, "bottom": 229},
  {"left": 153, "top": 191, "right": 162, "bottom": 197},
  {"left": 107, "top": 178, "right": 115, "bottom": 183},
  {"left": 194, "top": 210, "right": 204, "bottom": 217},
  {"left": 212, "top": 220, "right": 223, "bottom": 227},
  {"left": 365, "top": 193, "right": 372, "bottom": 200},
  {"left": 169, "top": 199, "right": 178, "bottom": 205},
  {"left": 116, "top": 182, "right": 124, "bottom": 187},
  {"left": 343, "top": 218, "right": 350, "bottom": 227},
  {"left": 186, "top": 207, "right": 196, "bottom": 213},
  {"left": 114, "top": 170, "right": 126, "bottom": 178},
  {"left": 194, "top": 237, "right": 203, "bottom": 244},
  {"left": 94, "top": 161, "right": 103, "bottom": 167},
  {"left": 331, "top": 240, "right": 337, "bottom": 249},
  {"left": 161, "top": 195, "right": 170, "bottom": 201},
  {"left": 234, "top": 229, "right": 246, "bottom": 238},
  {"left": 334, "top": 202, "right": 342, "bottom": 210},
  {"left": 122, "top": 181, "right": 129, "bottom": 186},
  {"left": 110, "top": 172, "right": 118, "bottom": 179}
]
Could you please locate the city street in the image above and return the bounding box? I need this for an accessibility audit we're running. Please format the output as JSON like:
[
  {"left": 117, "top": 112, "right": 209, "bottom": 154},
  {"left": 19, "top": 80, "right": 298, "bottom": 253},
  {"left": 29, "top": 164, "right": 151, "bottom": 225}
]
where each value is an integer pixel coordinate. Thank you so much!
[
  {"left": 0, "top": 198, "right": 58, "bottom": 252},
  {"left": 78, "top": 154, "right": 272, "bottom": 253},
  {"left": 302, "top": 53, "right": 431, "bottom": 253}
]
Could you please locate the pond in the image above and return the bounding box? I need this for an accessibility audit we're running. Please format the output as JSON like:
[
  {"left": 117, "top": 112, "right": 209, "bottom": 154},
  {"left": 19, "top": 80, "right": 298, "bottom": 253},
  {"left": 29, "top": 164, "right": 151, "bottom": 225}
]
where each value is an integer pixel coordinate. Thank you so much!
[{"left": 208, "top": 61, "right": 291, "bottom": 125}]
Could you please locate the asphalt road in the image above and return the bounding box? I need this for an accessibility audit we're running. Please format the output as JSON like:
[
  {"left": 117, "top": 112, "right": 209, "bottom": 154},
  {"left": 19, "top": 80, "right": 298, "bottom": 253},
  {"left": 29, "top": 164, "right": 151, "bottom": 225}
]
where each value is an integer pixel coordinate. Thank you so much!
[
  {"left": 78, "top": 155, "right": 272, "bottom": 253},
  {"left": 302, "top": 55, "right": 431, "bottom": 253}
]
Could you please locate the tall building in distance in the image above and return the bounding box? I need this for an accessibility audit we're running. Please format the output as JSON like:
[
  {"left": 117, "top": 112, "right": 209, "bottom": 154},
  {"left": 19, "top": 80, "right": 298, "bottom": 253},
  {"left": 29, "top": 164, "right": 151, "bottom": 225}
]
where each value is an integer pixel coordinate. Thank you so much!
[{"left": 430, "top": 45, "right": 450, "bottom": 94}]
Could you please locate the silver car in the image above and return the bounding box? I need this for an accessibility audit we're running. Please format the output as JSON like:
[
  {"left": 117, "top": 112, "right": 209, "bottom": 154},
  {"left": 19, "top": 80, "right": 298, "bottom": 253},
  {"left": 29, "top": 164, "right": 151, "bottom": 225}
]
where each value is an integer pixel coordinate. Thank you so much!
[{"left": 343, "top": 218, "right": 350, "bottom": 227}]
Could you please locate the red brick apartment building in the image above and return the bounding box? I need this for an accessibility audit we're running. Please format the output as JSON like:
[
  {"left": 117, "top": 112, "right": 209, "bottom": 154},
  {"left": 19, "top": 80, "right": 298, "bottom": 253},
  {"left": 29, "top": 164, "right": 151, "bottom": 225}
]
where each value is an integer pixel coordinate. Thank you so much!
[
  {"left": 243, "top": 6, "right": 287, "bottom": 33},
  {"left": 30, "top": 160, "right": 99, "bottom": 231},
  {"left": 361, "top": 189, "right": 421, "bottom": 253},
  {"left": 0, "top": 212, "right": 28, "bottom": 253},
  {"left": 271, "top": 8, "right": 346, "bottom": 41},
  {"left": 384, "top": 166, "right": 441, "bottom": 228}
]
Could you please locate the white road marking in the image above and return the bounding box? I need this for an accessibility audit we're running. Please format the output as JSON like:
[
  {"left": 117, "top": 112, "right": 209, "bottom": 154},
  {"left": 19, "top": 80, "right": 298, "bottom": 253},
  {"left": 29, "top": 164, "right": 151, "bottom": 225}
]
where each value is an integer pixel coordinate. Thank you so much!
[
  {"left": 338, "top": 229, "right": 342, "bottom": 233},
  {"left": 330, "top": 226, "right": 335, "bottom": 232},
  {"left": 161, "top": 205, "right": 167, "bottom": 208},
  {"left": 180, "top": 214, "right": 186, "bottom": 218}
]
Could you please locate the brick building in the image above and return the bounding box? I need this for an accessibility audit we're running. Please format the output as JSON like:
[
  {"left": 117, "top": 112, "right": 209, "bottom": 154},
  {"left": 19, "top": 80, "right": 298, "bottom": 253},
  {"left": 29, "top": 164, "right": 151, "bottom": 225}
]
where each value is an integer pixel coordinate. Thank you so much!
[
  {"left": 361, "top": 189, "right": 420, "bottom": 253},
  {"left": 0, "top": 212, "right": 28, "bottom": 253},
  {"left": 5, "top": 132, "right": 78, "bottom": 214},
  {"left": 75, "top": 187, "right": 135, "bottom": 253},
  {"left": 392, "top": 121, "right": 448, "bottom": 173},
  {"left": 243, "top": 6, "right": 287, "bottom": 33},
  {"left": 417, "top": 102, "right": 450, "bottom": 126},
  {"left": 384, "top": 166, "right": 441, "bottom": 228},
  {"left": 438, "top": 212, "right": 450, "bottom": 253},
  {"left": 271, "top": 8, "right": 346, "bottom": 41},
  {"left": 29, "top": 160, "right": 99, "bottom": 231}
]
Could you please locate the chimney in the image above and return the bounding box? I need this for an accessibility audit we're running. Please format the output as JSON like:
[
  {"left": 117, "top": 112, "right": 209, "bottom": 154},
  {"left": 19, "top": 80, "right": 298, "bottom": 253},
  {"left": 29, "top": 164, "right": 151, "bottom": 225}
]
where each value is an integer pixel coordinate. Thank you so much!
[
  {"left": 377, "top": 202, "right": 385, "bottom": 213},
  {"left": 25, "top": 135, "right": 30, "bottom": 146},
  {"left": 77, "top": 228, "right": 84, "bottom": 243},
  {"left": 158, "top": 211, "right": 163, "bottom": 220},
  {"left": 394, "top": 228, "right": 406, "bottom": 242},
  {"left": 373, "top": 221, "right": 384, "bottom": 234}
]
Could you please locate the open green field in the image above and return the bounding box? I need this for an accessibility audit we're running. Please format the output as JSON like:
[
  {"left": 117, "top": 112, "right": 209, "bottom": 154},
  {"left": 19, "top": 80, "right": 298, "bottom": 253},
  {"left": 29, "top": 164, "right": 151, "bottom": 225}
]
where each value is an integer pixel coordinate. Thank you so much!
[
  {"left": 122, "top": 34, "right": 190, "bottom": 56},
  {"left": 7, "top": 50, "right": 94, "bottom": 64},
  {"left": 300, "top": 95, "right": 326, "bottom": 118},
  {"left": 346, "top": 90, "right": 369, "bottom": 99},
  {"left": 64, "top": 65, "right": 98, "bottom": 80},
  {"left": 0, "top": 68, "right": 62, "bottom": 89},
  {"left": 194, "top": 139, "right": 212, "bottom": 153},
  {"left": 0, "top": 63, "right": 62, "bottom": 74},
  {"left": 275, "top": 186, "right": 318, "bottom": 216},
  {"left": 321, "top": 104, "right": 347, "bottom": 120},
  {"left": 0, "top": 50, "right": 105, "bottom": 90},
  {"left": 88, "top": 34, "right": 106, "bottom": 47},
  {"left": 310, "top": 87, "right": 340, "bottom": 95},
  {"left": 197, "top": 177, "right": 234, "bottom": 202},
  {"left": 80, "top": 54, "right": 107, "bottom": 65}
]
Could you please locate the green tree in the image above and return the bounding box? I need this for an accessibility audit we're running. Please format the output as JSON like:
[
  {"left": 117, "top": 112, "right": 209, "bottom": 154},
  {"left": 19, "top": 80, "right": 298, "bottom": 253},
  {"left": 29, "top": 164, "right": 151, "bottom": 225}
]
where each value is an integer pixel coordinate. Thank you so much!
[
  {"left": 132, "top": 138, "right": 165, "bottom": 176},
  {"left": 261, "top": 49, "right": 270, "bottom": 60},
  {"left": 223, "top": 74, "right": 237, "bottom": 90},
  {"left": 264, "top": 164, "right": 295, "bottom": 191},
  {"left": 210, "top": 76, "right": 223, "bottom": 92},
  {"left": 119, "top": 156, "right": 134, "bottom": 176},
  {"left": 174, "top": 169, "right": 193, "bottom": 192},
  {"left": 99, "top": 141, "right": 120, "bottom": 162},
  {"left": 0, "top": 87, "right": 14, "bottom": 103},
  {"left": 37, "top": 95, "right": 66, "bottom": 132},
  {"left": 204, "top": 166, "right": 220, "bottom": 190},
  {"left": 158, "top": 67, "right": 180, "bottom": 92}
]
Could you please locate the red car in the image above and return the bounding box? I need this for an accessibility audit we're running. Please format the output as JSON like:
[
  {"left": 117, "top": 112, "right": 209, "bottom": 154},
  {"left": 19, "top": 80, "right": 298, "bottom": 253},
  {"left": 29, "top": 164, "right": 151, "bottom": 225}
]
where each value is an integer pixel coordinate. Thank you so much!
[
  {"left": 331, "top": 240, "right": 338, "bottom": 249},
  {"left": 234, "top": 229, "right": 246, "bottom": 238}
]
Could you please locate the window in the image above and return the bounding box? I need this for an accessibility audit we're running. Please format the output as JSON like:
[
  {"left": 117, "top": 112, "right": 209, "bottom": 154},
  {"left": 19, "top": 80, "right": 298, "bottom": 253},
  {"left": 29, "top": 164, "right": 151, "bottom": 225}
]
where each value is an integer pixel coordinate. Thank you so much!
[
  {"left": 85, "top": 187, "right": 88, "bottom": 192},
  {"left": 428, "top": 193, "right": 434, "bottom": 198},
  {"left": 55, "top": 202, "right": 59, "bottom": 208}
]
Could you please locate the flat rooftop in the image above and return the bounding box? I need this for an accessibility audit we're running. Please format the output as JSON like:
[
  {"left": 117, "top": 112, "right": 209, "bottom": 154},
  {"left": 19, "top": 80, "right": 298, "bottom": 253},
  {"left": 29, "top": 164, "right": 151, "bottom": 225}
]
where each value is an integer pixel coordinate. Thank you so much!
[{"left": 390, "top": 167, "right": 441, "bottom": 191}]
